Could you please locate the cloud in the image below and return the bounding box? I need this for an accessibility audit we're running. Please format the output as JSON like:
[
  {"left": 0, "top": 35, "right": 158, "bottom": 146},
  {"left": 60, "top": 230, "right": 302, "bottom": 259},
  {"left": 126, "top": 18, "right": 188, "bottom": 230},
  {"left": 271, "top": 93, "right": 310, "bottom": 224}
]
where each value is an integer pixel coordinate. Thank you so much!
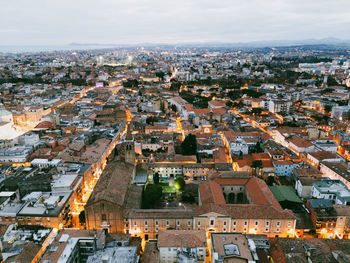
[{"left": 0, "top": 0, "right": 349, "bottom": 45}]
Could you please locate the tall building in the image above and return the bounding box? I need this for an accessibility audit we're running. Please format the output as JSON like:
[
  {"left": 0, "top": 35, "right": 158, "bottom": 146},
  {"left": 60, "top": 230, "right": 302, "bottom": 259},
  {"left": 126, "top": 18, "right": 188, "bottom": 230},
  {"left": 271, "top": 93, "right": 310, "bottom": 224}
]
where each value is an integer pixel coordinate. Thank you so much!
[{"left": 124, "top": 125, "right": 136, "bottom": 165}]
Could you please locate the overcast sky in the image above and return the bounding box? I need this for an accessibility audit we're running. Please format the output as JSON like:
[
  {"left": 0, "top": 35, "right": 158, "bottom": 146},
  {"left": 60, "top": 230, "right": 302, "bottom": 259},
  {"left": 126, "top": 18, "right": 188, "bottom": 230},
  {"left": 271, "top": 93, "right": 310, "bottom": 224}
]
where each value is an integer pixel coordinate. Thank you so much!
[{"left": 1, "top": 0, "right": 350, "bottom": 45}]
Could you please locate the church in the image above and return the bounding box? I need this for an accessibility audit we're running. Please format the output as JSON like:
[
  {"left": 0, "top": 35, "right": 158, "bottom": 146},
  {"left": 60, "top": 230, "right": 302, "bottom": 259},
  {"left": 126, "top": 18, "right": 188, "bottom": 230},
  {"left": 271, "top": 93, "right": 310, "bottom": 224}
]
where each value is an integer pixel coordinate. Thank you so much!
[{"left": 85, "top": 125, "right": 137, "bottom": 233}]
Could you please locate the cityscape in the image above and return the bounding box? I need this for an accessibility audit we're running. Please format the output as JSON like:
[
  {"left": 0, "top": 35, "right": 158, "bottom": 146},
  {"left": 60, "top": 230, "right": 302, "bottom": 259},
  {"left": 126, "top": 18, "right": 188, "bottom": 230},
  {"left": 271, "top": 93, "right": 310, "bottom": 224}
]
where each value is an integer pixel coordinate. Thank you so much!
[{"left": 1, "top": 1, "right": 350, "bottom": 263}]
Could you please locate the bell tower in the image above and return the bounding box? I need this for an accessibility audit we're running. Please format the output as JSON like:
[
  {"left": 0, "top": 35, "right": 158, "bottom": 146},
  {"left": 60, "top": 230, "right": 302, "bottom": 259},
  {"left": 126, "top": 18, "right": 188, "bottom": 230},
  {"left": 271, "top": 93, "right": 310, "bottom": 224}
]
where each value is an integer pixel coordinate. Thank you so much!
[{"left": 124, "top": 124, "right": 135, "bottom": 165}]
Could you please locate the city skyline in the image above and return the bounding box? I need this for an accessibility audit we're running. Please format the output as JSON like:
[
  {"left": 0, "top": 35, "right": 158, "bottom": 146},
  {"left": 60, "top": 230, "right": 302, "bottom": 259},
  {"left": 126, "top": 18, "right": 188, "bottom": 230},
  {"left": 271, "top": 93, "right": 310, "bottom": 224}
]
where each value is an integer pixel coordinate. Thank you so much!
[{"left": 1, "top": 0, "right": 350, "bottom": 46}]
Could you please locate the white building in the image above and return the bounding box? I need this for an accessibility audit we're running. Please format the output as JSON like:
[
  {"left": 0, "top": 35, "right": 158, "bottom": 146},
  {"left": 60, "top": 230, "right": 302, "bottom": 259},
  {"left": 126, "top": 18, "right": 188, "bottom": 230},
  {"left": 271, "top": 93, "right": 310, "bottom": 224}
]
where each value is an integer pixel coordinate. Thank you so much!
[
  {"left": 320, "top": 162, "right": 350, "bottom": 190},
  {"left": 312, "top": 179, "right": 350, "bottom": 205},
  {"left": 331, "top": 105, "right": 350, "bottom": 120},
  {"left": 158, "top": 230, "right": 207, "bottom": 263}
]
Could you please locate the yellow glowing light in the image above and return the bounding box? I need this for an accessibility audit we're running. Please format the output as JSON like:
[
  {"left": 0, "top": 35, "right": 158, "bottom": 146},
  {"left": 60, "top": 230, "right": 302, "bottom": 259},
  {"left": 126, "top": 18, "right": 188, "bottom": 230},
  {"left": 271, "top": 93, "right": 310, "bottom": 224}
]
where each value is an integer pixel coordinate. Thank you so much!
[{"left": 248, "top": 228, "right": 257, "bottom": 234}]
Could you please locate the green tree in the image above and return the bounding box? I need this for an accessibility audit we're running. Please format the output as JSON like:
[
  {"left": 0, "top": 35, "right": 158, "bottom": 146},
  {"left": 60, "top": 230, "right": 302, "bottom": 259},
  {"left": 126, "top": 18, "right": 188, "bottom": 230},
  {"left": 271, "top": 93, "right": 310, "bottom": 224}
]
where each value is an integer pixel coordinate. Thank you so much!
[
  {"left": 181, "top": 134, "right": 197, "bottom": 155},
  {"left": 327, "top": 76, "right": 338, "bottom": 86},
  {"left": 174, "top": 177, "right": 185, "bottom": 191},
  {"left": 142, "top": 184, "right": 162, "bottom": 209},
  {"left": 153, "top": 172, "right": 160, "bottom": 184},
  {"left": 324, "top": 105, "right": 332, "bottom": 114},
  {"left": 155, "top": 71, "right": 165, "bottom": 81},
  {"left": 321, "top": 88, "right": 334, "bottom": 94}
]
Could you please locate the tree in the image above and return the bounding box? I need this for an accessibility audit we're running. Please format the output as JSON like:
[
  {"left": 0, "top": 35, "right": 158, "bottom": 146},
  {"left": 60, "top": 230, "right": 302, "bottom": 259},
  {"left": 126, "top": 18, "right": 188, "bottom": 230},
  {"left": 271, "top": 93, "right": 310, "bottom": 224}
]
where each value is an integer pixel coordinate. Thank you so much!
[
  {"left": 327, "top": 76, "right": 338, "bottom": 86},
  {"left": 181, "top": 134, "right": 197, "bottom": 155},
  {"left": 321, "top": 88, "right": 334, "bottom": 95},
  {"left": 324, "top": 105, "right": 332, "bottom": 114},
  {"left": 251, "top": 108, "right": 262, "bottom": 115},
  {"left": 153, "top": 172, "right": 160, "bottom": 184},
  {"left": 255, "top": 142, "right": 263, "bottom": 153},
  {"left": 142, "top": 184, "right": 162, "bottom": 209},
  {"left": 226, "top": 101, "right": 233, "bottom": 107},
  {"left": 174, "top": 177, "right": 185, "bottom": 191},
  {"left": 155, "top": 71, "right": 165, "bottom": 81}
]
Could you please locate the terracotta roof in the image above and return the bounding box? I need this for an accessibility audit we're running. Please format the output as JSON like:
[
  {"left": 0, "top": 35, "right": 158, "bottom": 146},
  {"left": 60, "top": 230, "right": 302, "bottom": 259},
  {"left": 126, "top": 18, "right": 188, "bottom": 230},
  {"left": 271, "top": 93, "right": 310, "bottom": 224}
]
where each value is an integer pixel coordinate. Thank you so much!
[
  {"left": 209, "top": 100, "right": 226, "bottom": 107},
  {"left": 197, "top": 177, "right": 294, "bottom": 219},
  {"left": 288, "top": 136, "right": 313, "bottom": 148},
  {"left": 7, "top": 242, "right": 41, "bottom": 263},
  {"left": 35, "top": 121, "right": 54, "bottom": 129},
  {"left": 86, "top": 160, "right": 135, "bottom": 206},
  {"left": 307, "top": 151, "right": 338, "bottom": 161},
  {"left": 158, "top": 230, "right": 206, "bottom": 248}
]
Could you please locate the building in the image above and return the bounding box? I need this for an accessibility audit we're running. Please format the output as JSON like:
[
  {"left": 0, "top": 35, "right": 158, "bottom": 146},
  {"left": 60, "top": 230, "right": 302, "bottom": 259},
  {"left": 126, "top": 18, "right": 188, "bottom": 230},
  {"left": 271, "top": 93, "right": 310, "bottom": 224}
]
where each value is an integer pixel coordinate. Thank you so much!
[
  {"left": 273, "top": 160, "right": 294, "bottom": 177},
  {"left": 86, "top": 246, "right": 139, "bottom": 263},
  {"left": 268, "top": 100, "right": 292, "bottom": 114},
  {"left": 197, "top": 176, "right": 296, "bottom": 238},
  {"left": 39, "top": 229, "right": 106, "bottom": 263},
  {"left": 210, "top": 232, "right": 260, "bottom": 263},
  {"left": 331, "top": 105, "right": 350, "bottom": 120},
  {"left": 306, "top": 151, "right": 340, "bottom": 168},
  {"left": 85, "top": 160, "right": 136, "bottom": 233},
  {"left": 312, "top": 179, "right": 350, "bottom": 205},
  {"left": 16, "top": 191, "right": 74, "bottom": 229},
  {"left": 158, "top": 230, "right": 207, "bottom": 263},
  {"left": 287, "top": 136, "right": 315, "bottom": 155},
  {"left": 320, "top": 162, "right": 350, "bottom": 189},
  {"left": 306, "top": 199, "right": 337, "bottom": 238},
  {"left": 295, "top": 177, "right": 320, "bottom": 199}
]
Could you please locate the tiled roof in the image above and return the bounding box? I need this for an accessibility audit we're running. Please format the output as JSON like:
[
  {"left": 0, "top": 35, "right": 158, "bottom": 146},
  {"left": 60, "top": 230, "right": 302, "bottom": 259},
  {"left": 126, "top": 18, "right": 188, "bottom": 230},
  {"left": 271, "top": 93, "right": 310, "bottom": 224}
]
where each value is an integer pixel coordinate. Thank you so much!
[
  {"left": 198, "top": 177, "right": 295, "bottom": 219},
  {"left": 86, "top": 160, "right": 135, "bottom": 206},
  {"left": 158, "top": 230, "right": 206, "bottom": 248}
]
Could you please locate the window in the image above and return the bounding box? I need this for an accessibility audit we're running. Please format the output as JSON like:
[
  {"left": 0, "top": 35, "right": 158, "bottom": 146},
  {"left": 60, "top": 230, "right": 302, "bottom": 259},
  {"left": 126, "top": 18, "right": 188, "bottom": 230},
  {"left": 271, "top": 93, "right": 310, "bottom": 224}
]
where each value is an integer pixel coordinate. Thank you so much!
[
  {"left": 255, "top": 221, "right": 259, "bottom": 226},
  {"left": 233, "top": 221, "right": 237, "bottom": 226},
  {"left": 265, "top": 228, "right": 269, "bottom": 232},
  {"left": 197, "top": 220, "right": 201, "bottom": 226},
  {"left": 210, "top": 220, "right": 215, "bottom": 226},
  {"left": 166, "top": 220, "right": 169, "bottom": 226},
  {"left": 145, "top": 228, "right": 148, "bottom": 232},
  {"left": 277, "top": 221, "right": 281, "bottom": 227},
  {"left": 134, "top": 221, "right": 137, "bottom": 226},
  {"left": 232, "top": 227, "right": 236, "bottom": 232},
  {"left": 27, "top": 217, "right": 31, "bottom": 221},
  {"left": 243, "top": 228, "right": 247, "bottom": 232},
  {"left": 223, "top": 221, "right": 227, "bottom": 226},
  {"left": 288, "top": 221, "right": 292, "bottom": 228},
  {"left": 101, "top": 214, "right": 107, "bottom": 221},
  {"left": 187, "top": 220, "right": 191, "bottom": 226},
  {"left": 155, "top": 220, "right": 159, "bottom": 226},
  {"left": 168, "top": 248, "right": 171, "bottom": 251},
  {"left": 177, "top": 220, "right": 180, "bottom": 226},
  {"left": 144, "top": 220, "right": 148, "bottom": 226},
  {"left": 266, "top": 221, "right": 270, "bottom": 226},
  {"left": 244, "top": 221, "right": 248, "bottom": 226}
]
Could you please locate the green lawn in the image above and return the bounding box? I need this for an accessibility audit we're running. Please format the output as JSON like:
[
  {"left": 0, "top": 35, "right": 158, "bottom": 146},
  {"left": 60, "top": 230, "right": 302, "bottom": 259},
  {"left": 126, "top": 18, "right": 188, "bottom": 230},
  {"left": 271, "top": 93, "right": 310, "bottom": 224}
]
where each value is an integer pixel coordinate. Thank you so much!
[{"left": 162, "top": 185, "right": 177, "bottom": 194}]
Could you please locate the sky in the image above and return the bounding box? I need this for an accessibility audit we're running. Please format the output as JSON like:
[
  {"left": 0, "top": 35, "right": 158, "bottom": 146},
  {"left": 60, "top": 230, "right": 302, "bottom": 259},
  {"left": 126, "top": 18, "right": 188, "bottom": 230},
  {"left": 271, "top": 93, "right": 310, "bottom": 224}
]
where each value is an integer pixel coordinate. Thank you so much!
[{"left": 1, "top": 0, "right": 350, "bottom": 46}]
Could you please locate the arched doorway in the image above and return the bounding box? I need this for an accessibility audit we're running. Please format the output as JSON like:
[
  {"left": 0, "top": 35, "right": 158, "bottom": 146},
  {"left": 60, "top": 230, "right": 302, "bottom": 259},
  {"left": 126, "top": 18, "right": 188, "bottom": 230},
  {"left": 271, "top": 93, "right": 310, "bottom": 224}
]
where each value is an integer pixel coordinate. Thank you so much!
[
  {"left": 237, "top": 192, "right": 244, "bottom": 204},
  {"left": 228, "top": 193, "right": 235, "bottom": 204}
]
